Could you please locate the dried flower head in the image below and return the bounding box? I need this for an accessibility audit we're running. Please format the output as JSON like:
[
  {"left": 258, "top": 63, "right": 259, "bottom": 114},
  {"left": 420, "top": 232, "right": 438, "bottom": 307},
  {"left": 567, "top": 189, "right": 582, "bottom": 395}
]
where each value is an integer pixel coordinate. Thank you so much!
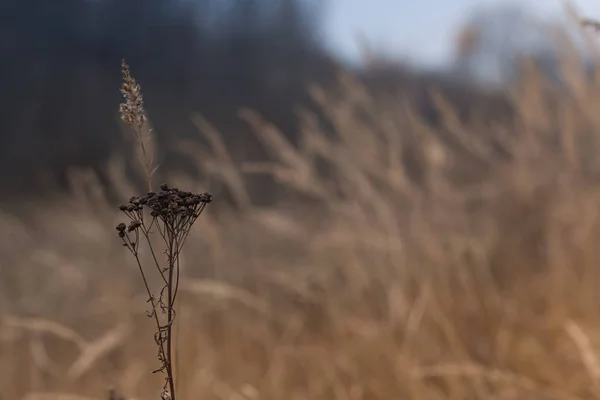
[
  {"left": 117, "top": 185, "right": 211, "bottom": 233},
  {"left": 115, "top": 184, "right": 211, "bottom": 400}
]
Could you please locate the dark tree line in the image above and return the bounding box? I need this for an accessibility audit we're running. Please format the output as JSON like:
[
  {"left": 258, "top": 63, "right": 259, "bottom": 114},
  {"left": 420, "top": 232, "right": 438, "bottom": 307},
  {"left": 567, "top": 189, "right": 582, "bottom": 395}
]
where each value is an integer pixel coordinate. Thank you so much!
[
  {"left": 0, "top": 0, "right": 570, "bottom": 205},
  {"left": 0, "top": 0, "right": 337, "bottom": 203}
]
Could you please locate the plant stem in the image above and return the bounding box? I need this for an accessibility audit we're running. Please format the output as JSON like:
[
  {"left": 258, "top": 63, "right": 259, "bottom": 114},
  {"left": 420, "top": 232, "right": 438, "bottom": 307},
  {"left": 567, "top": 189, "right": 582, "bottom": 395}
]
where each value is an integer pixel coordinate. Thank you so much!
[{"left": 166, "top": 232, "right": 176, "bottom": 400}]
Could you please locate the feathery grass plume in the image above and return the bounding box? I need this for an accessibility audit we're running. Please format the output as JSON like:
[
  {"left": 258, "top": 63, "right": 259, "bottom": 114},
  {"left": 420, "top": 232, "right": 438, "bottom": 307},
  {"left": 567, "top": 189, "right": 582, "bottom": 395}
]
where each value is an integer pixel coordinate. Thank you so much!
[
  {"left": 119, "top": 59, "right": 158, "bottom": 191},
  {"left": 117, "top": 183, "right": 212, "bottom": 400}
]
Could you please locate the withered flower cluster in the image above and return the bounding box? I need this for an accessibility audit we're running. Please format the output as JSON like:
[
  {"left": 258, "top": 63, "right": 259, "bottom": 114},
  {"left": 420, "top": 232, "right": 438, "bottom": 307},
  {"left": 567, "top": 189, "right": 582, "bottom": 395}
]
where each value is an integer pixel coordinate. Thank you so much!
[
  {"left": 116, "top": 183, "right": 211, "bottom": 241},
  {"left": 115, "top": 184, "right": 211, "bottom": 400}
]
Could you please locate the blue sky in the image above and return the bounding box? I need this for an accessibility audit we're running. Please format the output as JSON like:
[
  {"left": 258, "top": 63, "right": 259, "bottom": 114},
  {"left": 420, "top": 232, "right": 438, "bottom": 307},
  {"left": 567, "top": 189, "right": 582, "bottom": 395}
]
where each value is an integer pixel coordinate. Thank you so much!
[{"left": 321, "top": 0, "right": 600, "bottom": 67}]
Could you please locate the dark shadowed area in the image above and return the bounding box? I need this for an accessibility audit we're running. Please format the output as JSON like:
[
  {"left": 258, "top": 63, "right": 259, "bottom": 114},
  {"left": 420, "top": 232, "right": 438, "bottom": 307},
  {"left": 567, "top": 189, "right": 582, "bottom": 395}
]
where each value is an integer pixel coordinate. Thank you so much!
[
  {"left": 0, "top": 0, "right": 571, "bottom": 206},
  {"left": 0, "top": 0, "right": 336, "bottom": 202}
]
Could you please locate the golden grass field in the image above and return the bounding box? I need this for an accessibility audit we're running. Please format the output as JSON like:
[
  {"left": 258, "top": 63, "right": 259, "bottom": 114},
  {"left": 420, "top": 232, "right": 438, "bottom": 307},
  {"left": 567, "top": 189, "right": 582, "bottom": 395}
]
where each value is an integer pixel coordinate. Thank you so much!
[{"left": 8, "top": 20, "right": 600, "bottom": 400}]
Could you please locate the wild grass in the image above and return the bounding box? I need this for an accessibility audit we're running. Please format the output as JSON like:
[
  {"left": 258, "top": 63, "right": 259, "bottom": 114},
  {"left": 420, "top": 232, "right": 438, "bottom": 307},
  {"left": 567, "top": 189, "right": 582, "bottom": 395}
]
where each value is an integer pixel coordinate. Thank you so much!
[{"left": 6, "top": 13, "right": 600, "bottom": 400}]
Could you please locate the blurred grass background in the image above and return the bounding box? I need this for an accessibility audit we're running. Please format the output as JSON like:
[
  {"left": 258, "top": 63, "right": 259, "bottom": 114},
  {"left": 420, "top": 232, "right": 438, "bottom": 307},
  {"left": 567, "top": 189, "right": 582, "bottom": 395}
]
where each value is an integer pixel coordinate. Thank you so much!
[{"left": 5, "top": 1, "right": 600, "bottom": 399}]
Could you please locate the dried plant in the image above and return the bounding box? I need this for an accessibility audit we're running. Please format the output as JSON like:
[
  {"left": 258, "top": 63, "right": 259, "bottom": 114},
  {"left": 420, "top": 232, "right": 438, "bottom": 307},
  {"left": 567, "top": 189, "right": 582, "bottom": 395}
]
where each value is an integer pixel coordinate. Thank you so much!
[
  {"left": 116, "top": 184, "right": 211, "bottom": 400},
  {"left": 117, "top": 59, "right": 213, "bottom": 400}
]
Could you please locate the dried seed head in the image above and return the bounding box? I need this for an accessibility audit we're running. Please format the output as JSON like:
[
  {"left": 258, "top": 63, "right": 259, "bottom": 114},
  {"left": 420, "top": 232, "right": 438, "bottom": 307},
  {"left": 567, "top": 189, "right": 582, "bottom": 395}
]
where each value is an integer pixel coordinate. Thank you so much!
[
  {"left": 118, "top": 185, "right": 211, "bottom": 234},
  {"left": 119, "top": 60, "right": 147, "bottom": 128},
  {"left": 127, "top": 220, "right": 142, "bottom": 232}
]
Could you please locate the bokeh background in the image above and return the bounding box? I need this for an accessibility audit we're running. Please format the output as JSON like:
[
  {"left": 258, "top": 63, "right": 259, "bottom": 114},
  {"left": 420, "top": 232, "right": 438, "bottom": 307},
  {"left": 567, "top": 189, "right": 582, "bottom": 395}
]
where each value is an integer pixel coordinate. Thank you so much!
[{"left": 5, "top": 0, "right": 600, "bottom": 399}]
